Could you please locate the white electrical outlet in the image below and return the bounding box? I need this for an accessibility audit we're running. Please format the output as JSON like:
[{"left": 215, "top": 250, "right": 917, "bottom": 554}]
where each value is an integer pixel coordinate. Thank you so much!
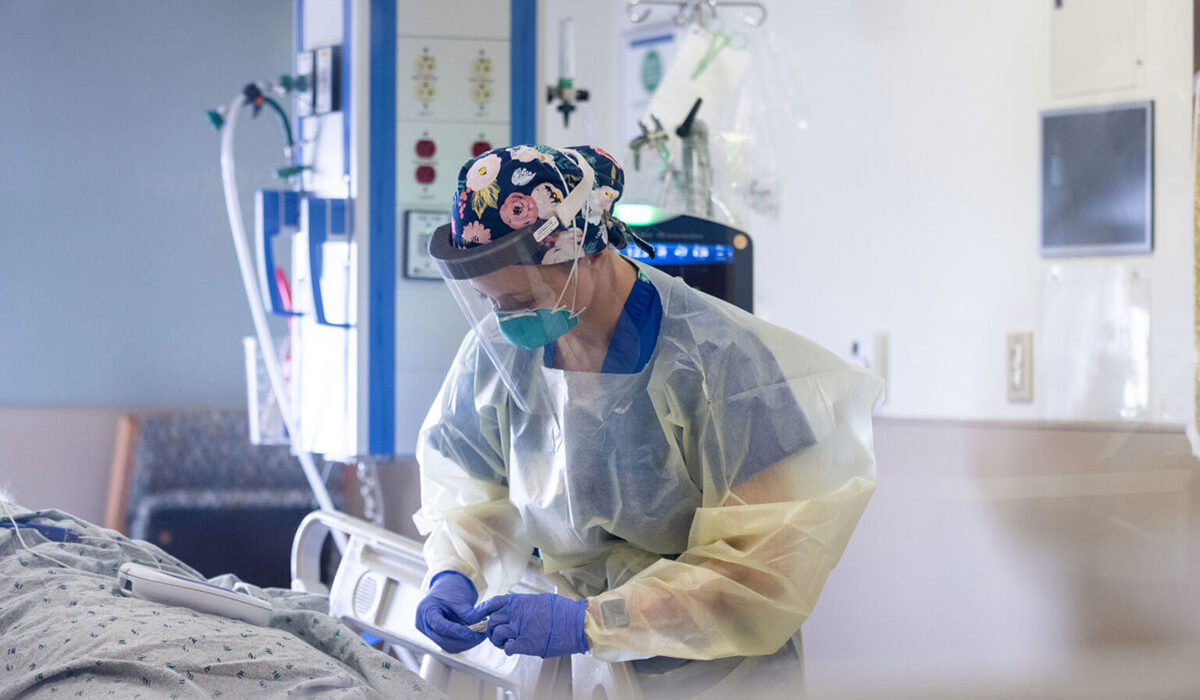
[
  {"left": 471, "top": 81, "right": 493, "bottom": 105},
  {"left": 414, "top": 52, "right": 437, "bottom": 76},
  {"left": 850, "top": 333, "right": 889, "bottom": 404},
  {"left": 1006, "top": 332, "right": 1033, "bottom": 403},
  {"left": 414, "top": 80, "right": 436, "bottom": 102}
]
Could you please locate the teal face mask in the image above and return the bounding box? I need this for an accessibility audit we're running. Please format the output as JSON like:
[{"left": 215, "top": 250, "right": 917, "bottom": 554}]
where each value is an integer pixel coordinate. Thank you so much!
[
  {"left": 495, "top": 308, "right": 579, "bottom": 349},
  {"left": 491, "top": 234, "right": 587, "bottom": 350}
]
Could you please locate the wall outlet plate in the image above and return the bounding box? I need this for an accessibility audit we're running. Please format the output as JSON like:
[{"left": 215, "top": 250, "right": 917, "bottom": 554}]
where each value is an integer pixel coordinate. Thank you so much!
[
  {"left": 1007, "top": 332, "right": 1034, "bottom": 403},
  {"left": 851, "top": 333, "right": 889, "bottom": 404},
  {"left": 403, "top": 210, "right": 448, "bottom": 279}
]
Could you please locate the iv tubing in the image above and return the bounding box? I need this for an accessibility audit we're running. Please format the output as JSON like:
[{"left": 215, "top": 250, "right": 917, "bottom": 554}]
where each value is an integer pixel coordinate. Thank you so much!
[
  {"left": 219, "top": 91, "right": 341, "bottom": 540},
  {"left": 261, "top": 95, "right": 295, "bottom": 147}
]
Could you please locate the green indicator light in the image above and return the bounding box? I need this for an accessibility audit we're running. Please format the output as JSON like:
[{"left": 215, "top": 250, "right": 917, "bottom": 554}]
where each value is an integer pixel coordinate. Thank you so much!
[{"left": 613, "top": 203, "right": 667, "bottom": 227}]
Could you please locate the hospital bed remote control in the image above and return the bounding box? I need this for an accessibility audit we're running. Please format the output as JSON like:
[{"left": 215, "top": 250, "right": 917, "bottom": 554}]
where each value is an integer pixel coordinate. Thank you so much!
[{"left": 116, "top": 562, "right": 273, "bottom": 626}]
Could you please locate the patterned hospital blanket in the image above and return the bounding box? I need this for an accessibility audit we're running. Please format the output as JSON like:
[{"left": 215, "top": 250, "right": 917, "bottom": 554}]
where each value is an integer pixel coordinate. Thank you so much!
[{"left": 0, "top": 502, "right": 442, "bottom": 699}]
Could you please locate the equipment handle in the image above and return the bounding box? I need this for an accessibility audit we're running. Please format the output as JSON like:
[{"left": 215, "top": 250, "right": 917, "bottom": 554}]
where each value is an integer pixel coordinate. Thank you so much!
[
  {"left": 254, "top": 190, "right": 302, "bottom": 317},
  {"left": 305, "top": 197, "right": 353, "bottom": 328}
]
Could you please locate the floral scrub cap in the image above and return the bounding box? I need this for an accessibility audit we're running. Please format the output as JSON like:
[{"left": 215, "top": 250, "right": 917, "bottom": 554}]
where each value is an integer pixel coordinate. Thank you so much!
[{"left": 448, "top": 144, "right": 651, "bottom": 266}]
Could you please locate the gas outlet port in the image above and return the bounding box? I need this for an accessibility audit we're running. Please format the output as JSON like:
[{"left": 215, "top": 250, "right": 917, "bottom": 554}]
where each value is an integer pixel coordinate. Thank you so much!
[{"left": 415, "top": 139, "right": 436, "bottom": 159}]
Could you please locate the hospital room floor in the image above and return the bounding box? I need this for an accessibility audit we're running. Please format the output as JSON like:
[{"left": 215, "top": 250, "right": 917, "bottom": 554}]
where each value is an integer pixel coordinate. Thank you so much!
[{"left": 799, "top": 419, "right": 1200, "bottom": 699}]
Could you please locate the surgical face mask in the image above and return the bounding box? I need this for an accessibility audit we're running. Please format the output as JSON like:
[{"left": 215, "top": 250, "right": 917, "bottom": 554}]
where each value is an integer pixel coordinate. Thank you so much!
[
  {"left": 494, "top": 255, "right": 587, "bottom": 350},
  {"left": 495, "top": 307, "right": 579, "bottom": 349},
  {"left": 492, "top": 150, "right": 595, "bottom": 350}
]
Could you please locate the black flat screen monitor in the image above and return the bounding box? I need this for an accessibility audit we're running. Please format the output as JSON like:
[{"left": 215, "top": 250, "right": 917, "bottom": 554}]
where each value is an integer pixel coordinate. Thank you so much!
[
  {"left": 1040, "top": 100, "right": 1153, "bottom": 257},
  {"left": 619, "top": 214, "right": 753, "bottom": 313}
]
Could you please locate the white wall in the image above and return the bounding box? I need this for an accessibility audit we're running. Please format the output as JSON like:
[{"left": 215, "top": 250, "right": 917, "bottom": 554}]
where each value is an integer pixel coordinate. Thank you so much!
[
  {"left": 4, "top": 1, "right": 1192, "bottom": 517},
  {"left": 550, "top": 0, "right": 1193, "bottom": 425},
  {"left": 745, "top": 0, "right": 1193, "bottom": 424}
]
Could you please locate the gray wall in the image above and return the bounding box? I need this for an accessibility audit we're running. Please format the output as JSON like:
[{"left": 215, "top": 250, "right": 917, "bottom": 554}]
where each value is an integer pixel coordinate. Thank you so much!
[{"left": 0, "top": 0, "right": 292, "bottom": 406}]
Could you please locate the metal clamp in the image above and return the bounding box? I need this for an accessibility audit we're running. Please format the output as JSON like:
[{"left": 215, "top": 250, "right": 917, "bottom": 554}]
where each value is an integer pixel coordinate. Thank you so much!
[{"left": 626, "top": 0, "right": 767, "bottom": 27}]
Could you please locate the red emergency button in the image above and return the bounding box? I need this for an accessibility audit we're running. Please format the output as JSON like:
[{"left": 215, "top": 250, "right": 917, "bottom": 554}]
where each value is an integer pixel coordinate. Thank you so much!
[
  {"left": 416, "top": 165, "right": 436, "bottom": 184},
  {"left": 471, "top": 140, "right": 491, "bottom": 156},
  {"left": 415, "top": 139, "right": 436, "bottom": 158}
]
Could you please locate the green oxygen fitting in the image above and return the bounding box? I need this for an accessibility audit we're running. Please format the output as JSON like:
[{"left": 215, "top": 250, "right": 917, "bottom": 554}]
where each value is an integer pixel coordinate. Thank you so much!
[
  {"left": 206, "top": 109, "right": 226, "bottom": 131},
  {"left": 278, "top": 74, "right": 310, "bottom": 93},
  {"left": 207, "top": 84, "right": 304, "bottom": 180},
  {"left": 275, "top": 165, "right": 310, "bottom": 179}
]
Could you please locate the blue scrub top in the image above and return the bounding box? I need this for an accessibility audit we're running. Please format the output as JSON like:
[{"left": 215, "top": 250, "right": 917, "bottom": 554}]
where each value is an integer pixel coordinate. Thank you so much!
[{"left": 544, "top": 267, "right": 663, "bottom": 374}]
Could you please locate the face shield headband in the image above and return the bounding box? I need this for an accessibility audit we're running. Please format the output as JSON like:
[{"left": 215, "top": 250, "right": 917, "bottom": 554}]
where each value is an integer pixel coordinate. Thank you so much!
[{"left": 428, "top": 149, "right": 597, "bottom": 280}]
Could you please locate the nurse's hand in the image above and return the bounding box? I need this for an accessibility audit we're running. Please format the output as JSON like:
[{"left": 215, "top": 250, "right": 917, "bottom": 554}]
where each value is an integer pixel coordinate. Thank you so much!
[
  {"left": 475, "top": 592, "right": 589, "bottom": 658},
  {"left": 415, "top": 570, "right": 488, "bottom": 653}
]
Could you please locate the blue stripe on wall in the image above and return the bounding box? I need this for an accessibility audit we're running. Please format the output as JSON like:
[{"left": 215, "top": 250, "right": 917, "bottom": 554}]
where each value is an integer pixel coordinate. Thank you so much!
[
  {"left": 367, "top": 0, "right": 397, "bottom": 455},
  {"left": 343, "top": 0, "right": 352, "bottom": 178},
  {"left": 295, "top": 0, "right": 303, "bottom": 147},
  {"left": 510, "top": 0, "right": 537, "bottom": 144}
]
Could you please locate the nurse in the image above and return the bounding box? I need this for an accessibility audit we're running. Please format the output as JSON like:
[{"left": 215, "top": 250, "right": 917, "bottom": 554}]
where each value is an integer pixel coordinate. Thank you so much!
[{"left": 413, "top": 144, "right": 882, "bottom": 696}]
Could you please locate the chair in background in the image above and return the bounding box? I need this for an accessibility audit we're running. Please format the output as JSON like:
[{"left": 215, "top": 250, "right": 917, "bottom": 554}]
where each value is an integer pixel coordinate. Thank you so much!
[{"left": 105, "top": 409, "right": 343, "bottom": 588}]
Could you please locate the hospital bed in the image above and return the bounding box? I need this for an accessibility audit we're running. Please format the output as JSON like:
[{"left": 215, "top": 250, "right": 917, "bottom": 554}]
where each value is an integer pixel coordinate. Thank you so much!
[
  {"left": 0, "top": 500, "right": 439, "bottom": 698},
  {"left": 0, "top": 499, "right": 639, "bottom": 699},
  {"left": 292, "top": 509, "right": 642, "bottom": 700}
]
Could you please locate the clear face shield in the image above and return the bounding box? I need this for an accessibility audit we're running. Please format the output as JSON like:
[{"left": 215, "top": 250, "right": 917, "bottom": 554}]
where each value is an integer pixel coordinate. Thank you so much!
[{"left": 428, "top": 150, "right": 597, "bottom": 413}]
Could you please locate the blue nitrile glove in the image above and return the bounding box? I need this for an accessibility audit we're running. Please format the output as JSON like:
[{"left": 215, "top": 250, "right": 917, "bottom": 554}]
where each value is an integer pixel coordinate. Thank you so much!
[
  {"left": 475, "top": 592, "right": 589, "bottom": 658},
  {"left": 414, "top": 570, "right": 487, "bottom": 653}
]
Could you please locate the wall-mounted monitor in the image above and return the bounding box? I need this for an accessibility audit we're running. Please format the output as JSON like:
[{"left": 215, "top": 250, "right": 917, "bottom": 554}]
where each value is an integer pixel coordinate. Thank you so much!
[{"left": 1040, "top": 100, "right": 1153, "bottom": 257}]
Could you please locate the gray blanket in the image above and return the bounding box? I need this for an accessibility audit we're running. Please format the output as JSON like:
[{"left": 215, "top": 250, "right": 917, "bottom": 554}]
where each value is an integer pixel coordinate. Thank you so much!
[{"left": 0, "top": 502, "right": 442, "bottom": 699}]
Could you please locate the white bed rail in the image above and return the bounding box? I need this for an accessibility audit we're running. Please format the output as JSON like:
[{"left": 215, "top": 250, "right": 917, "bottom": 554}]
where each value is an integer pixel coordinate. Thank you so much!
[{"left": 292, "top": 509, "right": 641, "bottom": 700}]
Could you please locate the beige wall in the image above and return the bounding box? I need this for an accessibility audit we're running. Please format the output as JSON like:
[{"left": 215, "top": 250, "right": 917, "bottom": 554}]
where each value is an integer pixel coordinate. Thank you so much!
[
  {"left": 804, "top": 417, "right": 1200, "bottom": 695},
  {"left": 0, "top": 408, "right": 127, "bottom": 523}
]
